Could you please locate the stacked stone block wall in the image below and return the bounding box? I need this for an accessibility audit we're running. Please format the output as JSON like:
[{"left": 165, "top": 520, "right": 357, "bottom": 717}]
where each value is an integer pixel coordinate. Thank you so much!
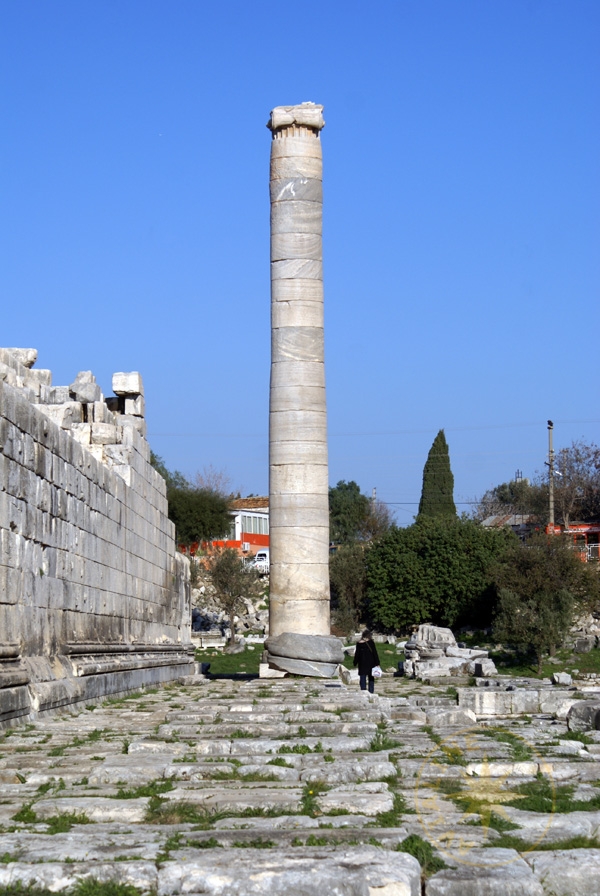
[{"left": 0, "top": 348, "right": 192, "bottom": 724}]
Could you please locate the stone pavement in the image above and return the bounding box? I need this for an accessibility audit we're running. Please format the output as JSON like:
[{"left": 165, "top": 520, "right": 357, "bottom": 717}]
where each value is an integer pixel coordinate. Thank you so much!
[{"left": 1, "top": 674, "right": 600, "bottom": 894}]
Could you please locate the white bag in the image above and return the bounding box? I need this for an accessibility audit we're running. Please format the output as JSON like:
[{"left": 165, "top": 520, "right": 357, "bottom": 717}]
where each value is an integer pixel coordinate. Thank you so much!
[{"left": 371, "top": 665, "right": 383, "bottom": 678}]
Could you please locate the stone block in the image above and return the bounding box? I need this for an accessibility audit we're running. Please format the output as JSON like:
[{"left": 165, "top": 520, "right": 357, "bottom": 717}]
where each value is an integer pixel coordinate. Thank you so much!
[
  {"left": 270, "top": 177, "right": 322, "bottom": 203},
  {"left": 5, "top": 348, "right": 37, "bottom": 368},
  {"left": 426, "top": 848, "right": 543, "bottom": 895},
  {"left": 525, "top": 848, "right": 600, "bottom": 895},
  {"left": 125, "top": 395, "right": 145, "bottom": 416},
  {"left": 159, "top": 847, "right": 420, "bottom": 895},
  {"left": 265, "top": 632, "right": 344, "bottom": 664},
  {"left": 510, "top": 689, "right": 540, "bottom": 714},
  {"left": 567, "top": 700, "right": 600, "bottom": 731},
  {"left": 271, "top": 232, "right": 322, "bottom": 262},
  {"left": 425, "top": 707, "right": 477, "bottom": 727},
  {"left": 259, "top": 663, "right": 287, "bottom": 678},
  {"left": 552, "top": 671, "right": 573, "bottom": 686},
  {"left": 266, "top": 654, "right": 340, "bottom": 678},
  {"left": 338, "top": 666, "right": 359, "bottom": 685},
  {"left": 91, "top": 423, "right": 120, "bottom": 445},
  {"left": 458, "top": 689, "right": 513, "bottom": 717},
  {"left": 540, "top": 690, "right": 578, "bottom": 718},
  {"left": 473, "top": 659, "right": 498, "bottom": 677},
  {"left": 34, "top": 796, "right": 149, "bottom": 823},
  {"left": 112, "top": 372, "right": 144, "bottom": 396}
]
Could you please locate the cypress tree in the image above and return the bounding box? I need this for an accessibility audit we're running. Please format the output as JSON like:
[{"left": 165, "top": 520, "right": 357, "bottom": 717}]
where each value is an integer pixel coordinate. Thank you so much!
[{"left": 417, "top": 429, "right": 457, "bottom": 520}]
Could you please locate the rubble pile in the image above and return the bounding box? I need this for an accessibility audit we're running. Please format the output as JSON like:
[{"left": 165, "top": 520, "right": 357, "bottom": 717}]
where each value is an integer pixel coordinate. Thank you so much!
[{"left": 403, "top": 624, "right": 498, "bottom": 680}]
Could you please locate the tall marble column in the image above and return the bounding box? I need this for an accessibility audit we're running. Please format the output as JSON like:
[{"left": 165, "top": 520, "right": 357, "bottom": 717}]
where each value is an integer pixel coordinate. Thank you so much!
[{"left": 267, "top": 103, "right": 332, "bottom": 646}]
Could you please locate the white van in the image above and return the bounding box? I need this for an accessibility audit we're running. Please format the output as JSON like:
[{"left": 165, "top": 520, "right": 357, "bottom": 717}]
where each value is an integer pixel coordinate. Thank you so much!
[{"left": 250, "top": 549, "right": 270, "bottom": 575}]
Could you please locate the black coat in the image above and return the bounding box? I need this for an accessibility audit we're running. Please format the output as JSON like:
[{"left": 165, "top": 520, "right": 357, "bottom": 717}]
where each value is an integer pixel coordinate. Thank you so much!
[{"left": 353, "top": 639, "right": 380, "bottom": 676}]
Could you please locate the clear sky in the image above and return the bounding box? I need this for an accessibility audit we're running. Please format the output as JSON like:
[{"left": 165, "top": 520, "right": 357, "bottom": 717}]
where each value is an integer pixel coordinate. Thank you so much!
[{"left": 2, "top": 0, "right": 599, "bottom": 523}]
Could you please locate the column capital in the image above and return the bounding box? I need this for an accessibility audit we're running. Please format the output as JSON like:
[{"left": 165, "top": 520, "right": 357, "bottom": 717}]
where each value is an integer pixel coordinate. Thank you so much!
[{"left": 268, "top": 103, "right": 325, "bottom": 137}]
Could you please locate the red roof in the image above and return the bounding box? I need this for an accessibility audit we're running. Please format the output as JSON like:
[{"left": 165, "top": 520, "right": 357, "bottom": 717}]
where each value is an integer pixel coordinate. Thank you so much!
[{"left": 229, "top": 496, "right": 269, "bottom": 511}]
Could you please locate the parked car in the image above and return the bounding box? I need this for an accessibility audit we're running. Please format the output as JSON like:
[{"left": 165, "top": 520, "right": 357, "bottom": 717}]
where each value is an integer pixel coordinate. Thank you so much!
[{"left": 248, "top": 549, "right": 270, "bottom": 575}]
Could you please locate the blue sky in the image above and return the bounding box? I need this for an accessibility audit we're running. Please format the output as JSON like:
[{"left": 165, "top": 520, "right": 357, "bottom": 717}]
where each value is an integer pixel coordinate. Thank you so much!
[{"left": 2, "top": 0, "right": 599, "bottom": 522}]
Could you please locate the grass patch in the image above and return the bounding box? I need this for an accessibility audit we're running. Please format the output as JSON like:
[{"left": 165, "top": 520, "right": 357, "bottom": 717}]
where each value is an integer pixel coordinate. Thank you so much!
[
  {"left": 114, "top": 780, "right": 174, "bottom": 800},
  {"left": 72, "top": 881, "right": 142, "bottom": 896},
  {"left": 396, "top": 835, "right": 447, "bottom": 876},
  {"left": 193, "top": 649, "right": 261, "bottom": 676},
  {"left": 490, "top": 833, "right": 600, "bottom": 851},
  {"left": 145, "top": 800, "right": 222, "bottom": 827},
  {"left": 372, "top": 793, "right": 408, "bottom": 827},
  {"left": 368, "top": 731, "right": 401, "bottom": 752},
  {"left": 267, "top": 758, "right": 294, "bottom": 768},
  {"left": 44, "top": 812, "right": 91, "bottom": 834},
  {"left": 506, "top": 773, "right": 600, "bottom": 813},
  {"left": 560, "top": 731, "right": 594, "bottom": 745},
  {"left": 156, "top": 831, "right": 183, "bottom": 864},
  {"left": 231, "top": 838, "right": 275, "bottom": 849},
  {"left": 12, "top": 804, "right": 37, "bottom": 824},
  {"left": 278, "top": 744, "right": 313, "bottom": 755},
  {"left": 480, "top": 727, "right": 533, "bottom": 761}
]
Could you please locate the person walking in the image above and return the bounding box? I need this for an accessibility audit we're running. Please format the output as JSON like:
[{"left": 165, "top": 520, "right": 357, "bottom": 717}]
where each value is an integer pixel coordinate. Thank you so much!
[{"left": 353, "top": 629, "right": 380, "bottom": 694}]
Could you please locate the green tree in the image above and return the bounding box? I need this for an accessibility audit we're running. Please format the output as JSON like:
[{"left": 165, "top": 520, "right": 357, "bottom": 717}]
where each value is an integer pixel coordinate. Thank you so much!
[
  {"left": 329, "top": 480, "right": 371, "bottom": 545},
  {"left": 492, "top": 533, "right": 600, "bottom": 672},
  {"left": 474, "top": 477, "right": 545, "bottom": 523},
  {"left": 329, "top": 543, "right": 367, "bottom": 635},
  {"left": 150, "top": 451, "right": 189, "bottom": 490},
  {"left": 474, "top": 440, "right": 600, "bottom": 527},
  {"left": 417, "top": 430, "right": 456, "bottom": 520},
  {"left": 166, "top": 487, "right": 231, "bottom": 547},
  {"left": 366, "top": 517, "right": 515, "bottom": 631},
  {"left": 150, "top": 452, "right": 231, "bottom": 547},
  {"left": 208, "top": 549, "right": 262, "bottom": 646}
]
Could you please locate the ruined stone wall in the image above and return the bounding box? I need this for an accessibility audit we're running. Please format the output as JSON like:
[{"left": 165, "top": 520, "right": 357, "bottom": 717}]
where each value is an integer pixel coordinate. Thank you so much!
[{"left": 0, "top": 348, "right": 193, "bottom": 724}]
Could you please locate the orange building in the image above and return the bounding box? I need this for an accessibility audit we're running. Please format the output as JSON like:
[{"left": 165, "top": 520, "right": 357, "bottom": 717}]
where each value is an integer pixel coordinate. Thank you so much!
[
  {"left": 184, "top": 497, "right": 269, "bottom": 557},
  {"left": 546, "top": 523, "right": 600, "bottom": 563}
]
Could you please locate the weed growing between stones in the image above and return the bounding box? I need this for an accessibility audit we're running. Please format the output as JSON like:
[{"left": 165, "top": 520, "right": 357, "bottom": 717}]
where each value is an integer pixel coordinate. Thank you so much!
[
  {"left": 205, "top": 770, "right": 279, "bottom": 782},
  {"left": 422, "top": 727, "right": 467, "bottom": 766},
  {"left": 489, "top": 833, "right": 600, "bottom": 852},
  {"left": 301, "top": 782, "right": 328, "bottom": 816},
  {"left": 232, "top": 838, "right": 275, "bottom": 849},
  {"left": 396, "top": 835, "right": 447, "bottom": 876},
  {"left": 506, "top": 774, "right": 600, "bottom": 813},
  {"left": 277, "top": 743, "right": 312, "bottom": 755},
  {"left": 292, "top": 834, "right": 331, "bottom": 847},
  {"left": 267, "top": 757, "right": 294, "bottom": 768},
  {"left": 560, "top": 731, "right": 594, "bottom": 745},
  {"left": 156, "top": 831, "right": 183, "bottom": 864},
  {"left": 194, "top": 837, "right": 221, "bottom": 848},
  {"left": 11, "top": 804, "right": 37, "bottom": 823},
  {"left": 145, "top": 800, "right": 222, "bottom": 826},
  {"left": 113, "top": 780, "right": 174, "bottom": 800},
  {"left": 480, "top": 727, "right": 533, "bottom": 761},
  {"left": 44, "top": 813, "right": 91, "bottom": 834},
  {"left": 72, "top": 880, "right": 142, "bottom": 896},
  {"left": 371, "top": 793, "right": 407, "bottom": 827},
  {"left": 368, "top": 731, "right": 401, "bottom": 752},
  {"left": 0, "top": 880, "right": 142, "bottom": 896}
]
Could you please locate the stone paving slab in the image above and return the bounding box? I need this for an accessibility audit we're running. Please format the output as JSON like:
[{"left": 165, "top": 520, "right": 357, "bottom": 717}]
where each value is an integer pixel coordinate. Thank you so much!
[
  {"left": 525, "top": 848, "right": 600, "bottom": 895},
  {"left": 2, "top": 675, "right": 600, "bottom": 893},
  {"left": 426, "top": 848, "right": 544, "bottom": 895}
]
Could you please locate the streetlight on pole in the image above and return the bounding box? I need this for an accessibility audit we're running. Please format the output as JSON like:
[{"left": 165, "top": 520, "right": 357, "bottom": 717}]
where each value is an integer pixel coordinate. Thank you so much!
[{"left": 546, "top": 420, "right": 555, "bottom": 528}]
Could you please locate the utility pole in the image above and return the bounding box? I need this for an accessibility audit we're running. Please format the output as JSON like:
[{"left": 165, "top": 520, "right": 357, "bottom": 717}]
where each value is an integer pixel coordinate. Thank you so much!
[{"left": 546, "top": 420, "right": 555, "bottom": 528}]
